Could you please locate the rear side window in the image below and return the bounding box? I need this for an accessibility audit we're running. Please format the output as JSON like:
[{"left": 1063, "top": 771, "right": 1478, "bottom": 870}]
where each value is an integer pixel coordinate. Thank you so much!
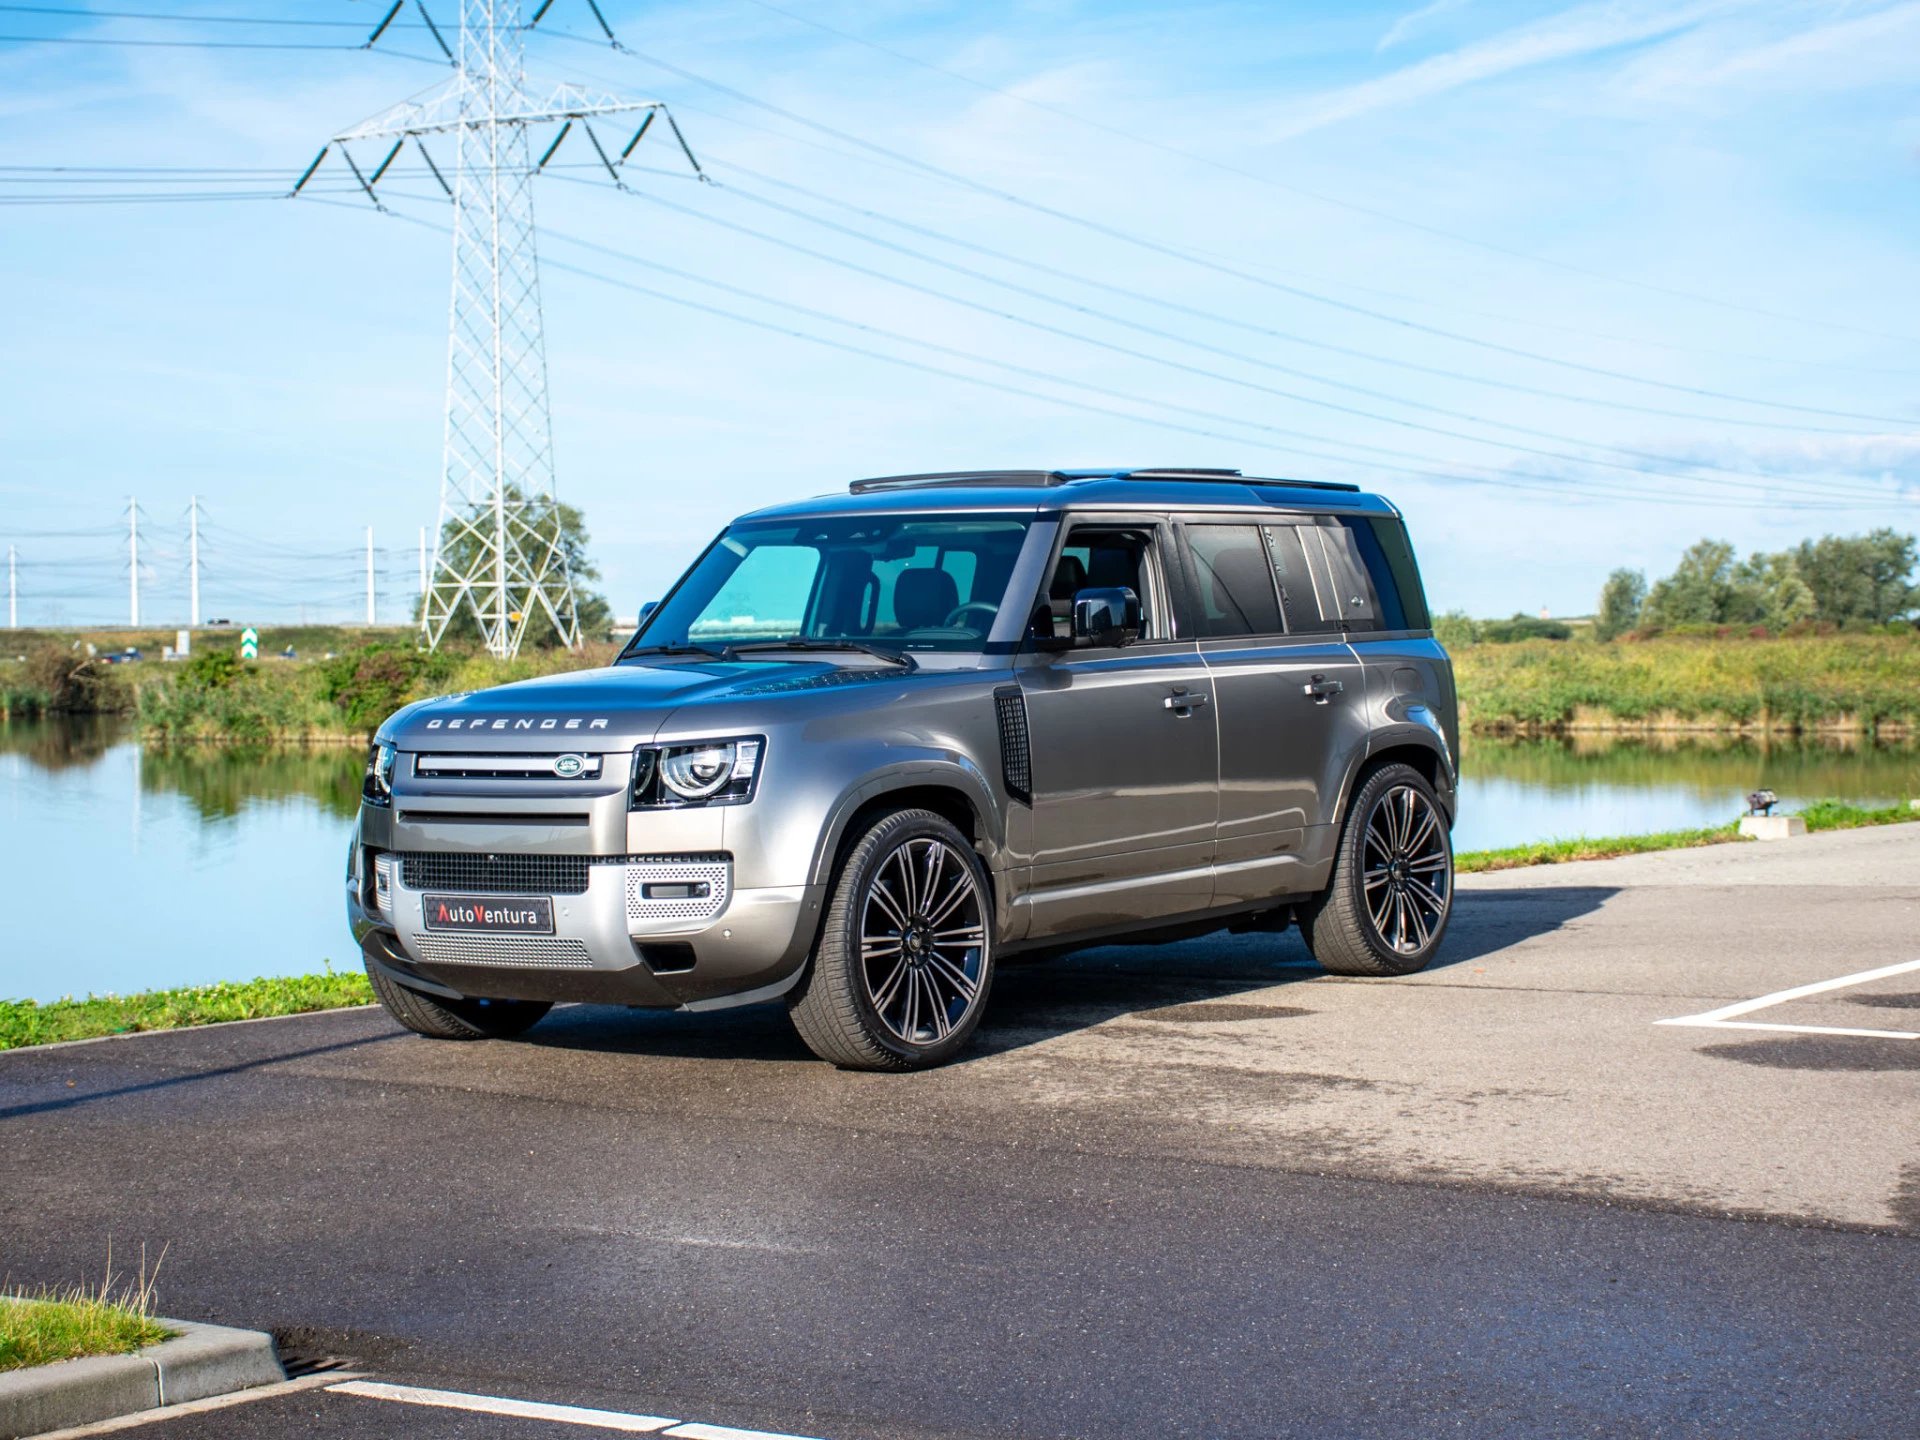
[
  {"left": 1357, "top": 517, "right": 1430, "bottom": 631},
  {"left": 1186, "top": 525, "right": 1282, "bottom": 637},
  {"left": 1310, "top": 523, "right": 1384, "bottom": 631},
  {"left": 1261, "top": 525, "right": 1343, "bottom": 634}
]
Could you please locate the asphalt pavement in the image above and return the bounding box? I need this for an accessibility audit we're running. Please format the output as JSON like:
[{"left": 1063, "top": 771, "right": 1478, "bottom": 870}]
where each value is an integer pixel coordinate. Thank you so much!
[{"left": 4, "top": 825, "right": 1917, "bottom": 1439}]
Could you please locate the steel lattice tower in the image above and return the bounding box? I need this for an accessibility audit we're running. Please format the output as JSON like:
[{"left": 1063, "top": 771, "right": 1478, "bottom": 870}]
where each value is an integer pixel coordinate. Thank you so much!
[{"left": 299, "top": 0, "right": 705, "bottom": 657}]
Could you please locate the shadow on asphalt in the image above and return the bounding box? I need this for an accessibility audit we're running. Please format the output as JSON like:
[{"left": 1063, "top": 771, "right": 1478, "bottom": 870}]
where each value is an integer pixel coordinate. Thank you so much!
[
  {"left": 0, "top": 1032, "right": 403, "bottom": 1121},
  {"left": 514, "top": 885, "right": 1618, "bottom": 1066}
]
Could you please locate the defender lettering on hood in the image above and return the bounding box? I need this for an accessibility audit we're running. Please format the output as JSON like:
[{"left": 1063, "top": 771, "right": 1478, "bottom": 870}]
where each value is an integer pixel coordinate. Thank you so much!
[{"left": 424, "top": 717, "right": 611, "bottom": 731}]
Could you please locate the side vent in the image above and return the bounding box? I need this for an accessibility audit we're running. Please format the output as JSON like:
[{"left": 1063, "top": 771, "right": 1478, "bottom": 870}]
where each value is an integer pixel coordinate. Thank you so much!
[{"left": 994, "top": 687, "right": 1032, "bottom": 805}]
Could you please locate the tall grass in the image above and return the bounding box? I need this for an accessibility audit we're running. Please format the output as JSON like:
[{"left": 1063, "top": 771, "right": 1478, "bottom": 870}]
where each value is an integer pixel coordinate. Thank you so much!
[
  {"left": 0, "top": 1251, "right": 174, "bottom": 1372},
  {"left": 1453, "top": 632, "right": 1920, "bottom": 734}
]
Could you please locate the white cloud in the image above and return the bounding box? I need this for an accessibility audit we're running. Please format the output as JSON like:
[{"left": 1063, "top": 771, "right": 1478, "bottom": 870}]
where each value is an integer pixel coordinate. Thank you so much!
[
  {"left": 1262, "top": 0, "right": 1748, "bottom": 142},
  {"left": 1377, "top": 0, "right": 1473, "bottom": 54},
  {"left": 1619, "top": 0, "right": 1920, "bottom": 101}
]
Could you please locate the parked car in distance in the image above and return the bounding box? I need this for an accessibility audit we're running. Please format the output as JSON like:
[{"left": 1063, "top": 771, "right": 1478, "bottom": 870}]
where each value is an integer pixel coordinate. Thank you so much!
[{"left": 347, "top": 467, "right": 1459, "bottom": 1069}]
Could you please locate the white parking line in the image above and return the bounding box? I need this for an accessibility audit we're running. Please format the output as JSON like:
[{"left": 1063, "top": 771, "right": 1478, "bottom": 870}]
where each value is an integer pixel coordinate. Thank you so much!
[
  {"left": 1656, "top": 957, "right": 1920, "bottom": 1040},
  {"left": 325, "top": 1380, "right": 830, "bottom": 1439},
  {"left": 328, "top": 1381, "right": 674, "bottom": 1432}
]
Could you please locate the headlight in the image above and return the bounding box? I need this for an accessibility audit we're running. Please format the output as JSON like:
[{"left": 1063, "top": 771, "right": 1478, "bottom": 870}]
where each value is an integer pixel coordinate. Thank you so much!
[
  {"left": 363, "top": 740, "right": 397, "bottom": 806},
  {"left": 631, "top": 737, "right": 762, "bottom": 809}
]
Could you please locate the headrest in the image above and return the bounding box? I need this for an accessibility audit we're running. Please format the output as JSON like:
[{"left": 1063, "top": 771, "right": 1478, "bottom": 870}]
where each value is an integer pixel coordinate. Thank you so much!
[
  {"left": 1048, "top": 554, "right": 1087, "bottom": 600},
  {"left": 894, "top": 567, "right": 959, "bottom": 629}
]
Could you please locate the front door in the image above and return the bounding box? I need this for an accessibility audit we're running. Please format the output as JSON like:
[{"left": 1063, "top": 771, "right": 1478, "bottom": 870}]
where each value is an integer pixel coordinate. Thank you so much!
[{"left": 1018, "top": 519, "right": 1219, "bottom": 939}]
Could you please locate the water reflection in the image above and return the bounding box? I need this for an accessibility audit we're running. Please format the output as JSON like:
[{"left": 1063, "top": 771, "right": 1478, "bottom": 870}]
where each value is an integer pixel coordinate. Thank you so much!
[
  {"left": 1, "top": 719, "right": 360, "bottom": 1005},
  {"left": 1457, "top": 734, "right": 1918, "bottom": 852},
  {"left": 0, "top": 717, "right": 1913, "bottom": 1003}
]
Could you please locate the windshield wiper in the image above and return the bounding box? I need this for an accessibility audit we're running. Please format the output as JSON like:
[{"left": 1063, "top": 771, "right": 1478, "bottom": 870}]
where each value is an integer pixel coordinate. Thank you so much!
[
  {"left": 728, "top": 638, "right": 917, "bottom": 670},
  {"left": 624, "top": 642, "right": 736, "bottom": 661}
]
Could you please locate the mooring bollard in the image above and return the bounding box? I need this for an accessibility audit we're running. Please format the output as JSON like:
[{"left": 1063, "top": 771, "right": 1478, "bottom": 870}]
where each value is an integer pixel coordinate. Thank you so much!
[{"left": 1738, "top": 788, "right": 1804, "bottom": 840}]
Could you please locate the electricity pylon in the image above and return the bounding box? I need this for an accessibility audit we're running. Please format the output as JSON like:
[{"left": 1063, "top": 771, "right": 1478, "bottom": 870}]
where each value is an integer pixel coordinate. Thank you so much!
[{"left": 296, "top": 0, "right": 705, "bottom": 657}]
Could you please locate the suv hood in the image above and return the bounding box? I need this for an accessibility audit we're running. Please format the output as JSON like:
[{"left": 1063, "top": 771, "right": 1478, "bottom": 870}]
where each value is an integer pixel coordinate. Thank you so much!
[{"left": 382, "top": 659, "right": 906, "bottom": 750}]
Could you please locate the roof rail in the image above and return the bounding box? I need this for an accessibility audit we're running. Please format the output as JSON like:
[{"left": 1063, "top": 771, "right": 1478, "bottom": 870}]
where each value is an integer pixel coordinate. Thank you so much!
[
  {"left": 847, "top": 467, "right": 1364, "bottom": 496},
  {"left": 848, "top": 470, "right": 1059, "bottom": 494},
  {"left": 1118, "top": 468, "right": 1244, "bottom": 479}
]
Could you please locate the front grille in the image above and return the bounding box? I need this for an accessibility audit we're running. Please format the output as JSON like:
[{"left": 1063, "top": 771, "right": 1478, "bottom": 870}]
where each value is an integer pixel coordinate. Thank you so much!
[
  {"left": 398, "top": 852, "right": 591, "bottom": 895},
  {"left": 995, "top": 687, "right": 1031, "bottom": 805},
  {"left": 409, "top": 933, "right": 595, "bottom": 969},
  {"left": 413, "top": 753, "right": 604, "bottom": 779}
]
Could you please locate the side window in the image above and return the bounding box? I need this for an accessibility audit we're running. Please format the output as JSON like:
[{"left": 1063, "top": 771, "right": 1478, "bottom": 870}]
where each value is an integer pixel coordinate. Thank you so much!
[
  {"left": 1036, "top": 527, "right": 1160, "bottom": 643},
  {"left": 1354, "top": 517, "right": 1425, "bottom": 631},
  {"left": 1262, "top": 525, "right": 1343, "bottom": 634},
  {"left": 1310, "top": 522, "right": 1382, "bottom": 631},
  {"left": 1186, "top": 524, "right": 1282, "bottom": 637}
]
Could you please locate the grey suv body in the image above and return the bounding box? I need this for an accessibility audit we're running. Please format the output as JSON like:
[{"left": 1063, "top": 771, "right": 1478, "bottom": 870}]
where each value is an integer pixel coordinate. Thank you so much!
[{"left": 347, "top": 467, "right": 1458, "bottom": 1068}]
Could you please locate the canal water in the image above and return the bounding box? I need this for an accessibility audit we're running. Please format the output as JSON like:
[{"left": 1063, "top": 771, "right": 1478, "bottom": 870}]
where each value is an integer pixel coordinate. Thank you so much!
[{"left": 3, "top": 717, "right": 1916, "bottom": 1004}]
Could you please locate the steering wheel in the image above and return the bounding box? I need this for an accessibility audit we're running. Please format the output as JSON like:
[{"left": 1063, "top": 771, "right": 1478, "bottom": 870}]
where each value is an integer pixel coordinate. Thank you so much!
[{"left": 943, "top": 602, "right": 1000, "bottom": 631}]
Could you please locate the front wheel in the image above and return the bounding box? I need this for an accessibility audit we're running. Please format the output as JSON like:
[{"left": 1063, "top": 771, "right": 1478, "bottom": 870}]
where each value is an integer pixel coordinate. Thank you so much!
[
  {"left": 365, "top": 957, "right": 552, "bottom": 1040},
  {"left": 1301, "top": 762, "right": 1453, "bottom": 977},
  {"left": 787, "top": 808, "right": 994, "bottom": 1070}
]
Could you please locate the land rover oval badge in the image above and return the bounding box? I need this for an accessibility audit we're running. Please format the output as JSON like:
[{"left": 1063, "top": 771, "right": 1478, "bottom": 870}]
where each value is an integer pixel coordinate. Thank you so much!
[{"left": 552, "top": 753, "right": 587, "bottom": 778}]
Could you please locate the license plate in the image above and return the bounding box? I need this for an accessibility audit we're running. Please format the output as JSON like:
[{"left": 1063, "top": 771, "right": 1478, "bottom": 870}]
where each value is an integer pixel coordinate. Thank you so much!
[{"left": 421, "top": 894, "right": 554, "bottom": 934}]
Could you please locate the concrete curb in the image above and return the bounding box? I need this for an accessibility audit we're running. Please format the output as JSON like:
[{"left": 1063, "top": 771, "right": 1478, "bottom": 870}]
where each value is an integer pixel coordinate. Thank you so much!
[{"left": 0, "top": 1319, "right": 284, "bottom": 1439}]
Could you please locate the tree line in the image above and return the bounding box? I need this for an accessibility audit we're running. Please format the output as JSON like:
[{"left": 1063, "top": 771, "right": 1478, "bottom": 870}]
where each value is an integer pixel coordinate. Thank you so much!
[{"left": 1594, "top": 529, "right": 1918, "bottom": 639}]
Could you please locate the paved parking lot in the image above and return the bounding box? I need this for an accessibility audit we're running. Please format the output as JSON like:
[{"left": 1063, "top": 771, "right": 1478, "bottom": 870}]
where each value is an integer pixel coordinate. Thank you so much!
[{"left": 4, "top": 825, "right": 1916, "bottom": 1439}]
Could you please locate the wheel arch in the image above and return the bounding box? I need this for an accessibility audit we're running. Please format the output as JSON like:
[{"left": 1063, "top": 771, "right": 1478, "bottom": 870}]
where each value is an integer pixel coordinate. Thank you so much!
[
  {"left": 807, "top": 762, "right": 1003, "bottom": 893},
  {"left": 1332, "top": 732, "right": 1455, "bottom": 831}
]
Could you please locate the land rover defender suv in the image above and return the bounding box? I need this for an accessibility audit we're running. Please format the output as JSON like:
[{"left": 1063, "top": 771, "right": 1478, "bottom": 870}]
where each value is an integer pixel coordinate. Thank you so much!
[{"left": 346, "top": 467, "right": 1458, "bottom": 1070}]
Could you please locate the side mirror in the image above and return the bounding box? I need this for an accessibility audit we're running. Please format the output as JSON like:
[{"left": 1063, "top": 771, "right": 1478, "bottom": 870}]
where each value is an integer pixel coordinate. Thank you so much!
[
  {"left": 638, "top": 600, "right": 658, "bottom": 623},
  {"left": 1071, "top": 586, "right": 1142, "bottom": 648}
]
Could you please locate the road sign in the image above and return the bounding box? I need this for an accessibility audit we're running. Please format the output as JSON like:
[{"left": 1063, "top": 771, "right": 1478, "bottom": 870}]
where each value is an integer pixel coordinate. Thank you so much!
[{"left": 240, "top": 627, "right": 259, "bottom": 661}]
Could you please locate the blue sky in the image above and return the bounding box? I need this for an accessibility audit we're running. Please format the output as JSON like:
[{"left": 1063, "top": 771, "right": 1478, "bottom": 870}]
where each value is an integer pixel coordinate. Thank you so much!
[{"left": 2, "top": 0, "right": 1917, "bottom": 627}]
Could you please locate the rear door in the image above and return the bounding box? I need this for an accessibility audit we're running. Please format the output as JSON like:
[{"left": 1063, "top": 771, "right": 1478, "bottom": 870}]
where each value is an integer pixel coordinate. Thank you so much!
[
  {"left": 1018, "top": 516, "right": 1219, "bottom": 938},
  {"left": 1179, "top": 516, "right": 1368, "bottom": 905}
]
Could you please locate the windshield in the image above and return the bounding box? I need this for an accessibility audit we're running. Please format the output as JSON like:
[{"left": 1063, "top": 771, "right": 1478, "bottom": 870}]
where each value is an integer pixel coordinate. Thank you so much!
[{"left": 628, "top": 514, "right": 1034, "bottom": 656}]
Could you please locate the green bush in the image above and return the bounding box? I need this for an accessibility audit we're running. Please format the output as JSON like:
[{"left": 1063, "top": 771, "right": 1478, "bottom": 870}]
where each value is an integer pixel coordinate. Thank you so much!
[
  {"left": 1480, "top": 614, "right": 1573, "bottom": 644},
  {"left": 317, "top": 644, "right": 457, "bottom": 736}
]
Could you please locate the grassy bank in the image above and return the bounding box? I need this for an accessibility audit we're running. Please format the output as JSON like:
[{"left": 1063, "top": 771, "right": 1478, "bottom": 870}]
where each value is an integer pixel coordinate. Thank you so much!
[
  {"left": 1455, "top": 798, "right": 1918, "bottom": 873},
  {"left": 0, "top": 971, "right": 373, "bottom": 1050},
  {"left": 0, "top": 1287, "right": 173, "bottom": 1372},
  {"left": 1452, "top": 632, "right": 1920, "bottom": 736}
]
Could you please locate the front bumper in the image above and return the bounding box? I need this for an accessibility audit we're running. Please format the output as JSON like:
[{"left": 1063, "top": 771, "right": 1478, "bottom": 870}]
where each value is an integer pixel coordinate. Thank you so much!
[{"left": 348, "top": 847, "right": 825, "bottom": 1010}]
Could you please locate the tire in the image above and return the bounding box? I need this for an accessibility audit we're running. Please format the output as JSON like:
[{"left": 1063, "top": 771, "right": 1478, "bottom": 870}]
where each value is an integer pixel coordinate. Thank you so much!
[
  {"left": 364, "top": 956, "right": 552, "bottom": 1040},
  {"left": 787, "top": 808, "right": 994, "bottom": 1071},
  {"left": 1301, "top": 761, "right": 1454, "bottom": 978}
]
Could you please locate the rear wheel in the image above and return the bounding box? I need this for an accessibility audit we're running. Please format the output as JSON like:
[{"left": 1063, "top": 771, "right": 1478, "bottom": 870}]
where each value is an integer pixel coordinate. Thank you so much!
[
  {"left": 364, "top": 956, "right": 552, "bottom": 1040},
  {"left": 1301, "top": 762, "right": 1453, "bottom": 977},
  {"left": 788, "top": 808, "right": 994, "bottom": 1070}
]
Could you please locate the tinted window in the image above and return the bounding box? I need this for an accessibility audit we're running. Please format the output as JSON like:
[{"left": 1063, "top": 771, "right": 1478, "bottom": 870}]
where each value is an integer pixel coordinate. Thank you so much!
[
  {"left": 1187, "top": 524, "right": 1282, "bottom": 637},
  {"left": 1358, "top": 517, "right": 1429, "bottom": 630},
  {"left": 1312, "top": 522, "right": 1383, "bottom": 631},
  {"left": 1262, "top": 524, "right": 1342, "bottom": 634}
]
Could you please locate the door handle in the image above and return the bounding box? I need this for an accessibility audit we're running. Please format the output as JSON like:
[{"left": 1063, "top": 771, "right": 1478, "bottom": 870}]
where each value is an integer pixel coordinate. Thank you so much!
[
  {"left": 1304, "top": 674, "right": 1344, "bottom": 702},
  {"left": 1164, "top": 687, "right": 1210, "bottom": 713}
]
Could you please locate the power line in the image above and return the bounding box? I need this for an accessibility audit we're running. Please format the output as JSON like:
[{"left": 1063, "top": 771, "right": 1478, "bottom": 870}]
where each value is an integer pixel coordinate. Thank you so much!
[
  {"left": 363, "top": 198, "right": 1898, "bottom": 512},
  {"left": 0, "top": 31, "right": 445, "bottom": 61},
  {"left": 705, "top": 158, "right": 1901, "bottom": 434},
  {"left": 716, "top": 0, "right": 1920, "bottom": 347},
  {"left": 0, "top": 5, "right": 370, "bottom": 24},
  {"left": 539, "top": 35, "right": 1918, "bottom": 423},
  {"left": 552, "top": 176, "right": 1897, "bottom": 505}
]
